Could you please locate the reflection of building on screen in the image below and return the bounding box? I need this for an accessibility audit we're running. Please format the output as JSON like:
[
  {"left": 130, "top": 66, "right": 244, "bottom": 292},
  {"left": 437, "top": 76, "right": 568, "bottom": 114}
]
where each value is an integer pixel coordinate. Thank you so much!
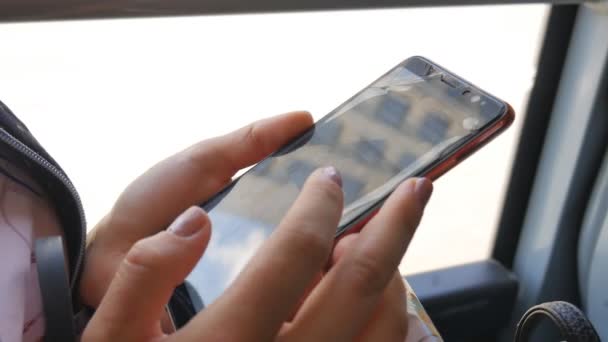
[
  {"left": 217, "top": 72, "right": 477, "bottom": 223},
  {"left": 188, "top": 66, "right": 488, "bottom": 305}
]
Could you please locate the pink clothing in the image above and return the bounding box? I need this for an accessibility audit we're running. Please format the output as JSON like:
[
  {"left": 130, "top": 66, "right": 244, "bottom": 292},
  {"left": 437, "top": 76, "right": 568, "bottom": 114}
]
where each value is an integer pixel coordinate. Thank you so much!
[{"left": 0, "top": 158, "right": 61, "bottom": 342}]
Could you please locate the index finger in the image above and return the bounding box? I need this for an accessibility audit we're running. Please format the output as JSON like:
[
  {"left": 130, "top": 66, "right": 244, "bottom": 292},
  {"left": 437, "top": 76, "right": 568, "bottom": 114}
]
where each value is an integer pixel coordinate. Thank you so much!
[
  {"left": 82, "top": 111, "right": 313, "bottom": 309},
  {"left": 103, "top": 111, "right": 313, "bottom": 243},
  {"left": 175, "top": 167, "right": 344, "bottom": 341},
  {"left": 283, "top": 178, "right": 432, "bottom": 341}
]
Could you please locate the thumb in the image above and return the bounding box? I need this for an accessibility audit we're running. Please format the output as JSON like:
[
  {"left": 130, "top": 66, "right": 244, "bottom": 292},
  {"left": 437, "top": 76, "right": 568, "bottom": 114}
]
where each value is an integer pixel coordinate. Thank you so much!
[{"left": 83, "top": 207, "right": 211, "bottom": 342}]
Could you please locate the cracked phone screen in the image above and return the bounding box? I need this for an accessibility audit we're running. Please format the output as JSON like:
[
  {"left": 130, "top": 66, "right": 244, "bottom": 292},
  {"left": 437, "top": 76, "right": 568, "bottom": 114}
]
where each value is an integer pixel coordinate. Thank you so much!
[{"left": 181, "top": 56, "right": 506, "bottom": 311}]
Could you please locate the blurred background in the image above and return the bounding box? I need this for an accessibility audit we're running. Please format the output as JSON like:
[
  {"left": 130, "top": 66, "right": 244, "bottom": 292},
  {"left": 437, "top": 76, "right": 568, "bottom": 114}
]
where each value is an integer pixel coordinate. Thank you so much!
[{"left": 0, "top": 5, "right": 547, "bottom": 275}]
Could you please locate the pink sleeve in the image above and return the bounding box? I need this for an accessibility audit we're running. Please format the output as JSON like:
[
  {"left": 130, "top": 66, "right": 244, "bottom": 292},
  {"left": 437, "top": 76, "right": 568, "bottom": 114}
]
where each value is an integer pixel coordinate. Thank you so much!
[{"left": 0, "top": 164, "right": 62, "bottom": 342}]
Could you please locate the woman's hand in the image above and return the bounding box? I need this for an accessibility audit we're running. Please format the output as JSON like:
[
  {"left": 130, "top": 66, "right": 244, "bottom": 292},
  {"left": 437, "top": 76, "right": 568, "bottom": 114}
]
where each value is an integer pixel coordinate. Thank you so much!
[
  {"left": 79, "top": 111, "right": 314, "bottom": 308},
  {"left": 82, "top": 168, "right": 432, "bottom": 341}
]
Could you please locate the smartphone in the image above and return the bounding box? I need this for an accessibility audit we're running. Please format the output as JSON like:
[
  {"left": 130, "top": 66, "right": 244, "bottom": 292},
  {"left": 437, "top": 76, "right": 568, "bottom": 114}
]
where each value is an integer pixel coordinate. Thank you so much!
[{"left": 168, "top": 56, "right": 514, "bottom": 326}]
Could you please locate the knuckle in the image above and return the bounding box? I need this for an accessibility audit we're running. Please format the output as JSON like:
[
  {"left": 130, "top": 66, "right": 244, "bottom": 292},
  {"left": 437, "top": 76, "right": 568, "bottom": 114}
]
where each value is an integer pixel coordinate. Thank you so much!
[
  {"left": 181, "top": 136, "right": 238, "bottom": 178},
  {"left": 344, "top": 251, "right": 388, "bottom": 297},
  {"left": 241, "top": 123, "right": 267, "bottom": 153},
  {"left": 122, "top": 239, "right": 162, "bottom": 276},
  {"left": 175, "top": 150, "right": 205, "bottom": 181},
  {"left": 282, "top": 225, "right": 331, "bottom": 261},
  {"left": 181, "top": 141, "right": 215, "bottom": 172}
]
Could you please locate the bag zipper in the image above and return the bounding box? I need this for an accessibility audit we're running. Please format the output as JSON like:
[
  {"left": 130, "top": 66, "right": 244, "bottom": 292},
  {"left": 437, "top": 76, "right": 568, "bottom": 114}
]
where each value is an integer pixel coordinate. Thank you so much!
[{"left": 0, "top": 128, "right": 86, "bottom": 291}]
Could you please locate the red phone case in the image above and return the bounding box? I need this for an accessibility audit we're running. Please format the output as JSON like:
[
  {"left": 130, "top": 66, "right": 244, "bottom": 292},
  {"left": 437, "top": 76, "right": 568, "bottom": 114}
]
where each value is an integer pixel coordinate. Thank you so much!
[{"left": 336, "top": 104, "right": 515, "bottom": 240}]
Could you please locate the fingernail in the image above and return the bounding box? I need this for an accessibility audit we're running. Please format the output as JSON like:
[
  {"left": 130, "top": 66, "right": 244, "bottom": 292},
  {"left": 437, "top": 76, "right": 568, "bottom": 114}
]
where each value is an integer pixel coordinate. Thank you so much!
[
  {"left": 169, "top": 207, "right": 207, "bottom": 237},
  {"left": 323, "top": 166, "right": 342, "bottom": 187},
  {"left": 414, "top": 178, "right": 433, "bottom": 206}
]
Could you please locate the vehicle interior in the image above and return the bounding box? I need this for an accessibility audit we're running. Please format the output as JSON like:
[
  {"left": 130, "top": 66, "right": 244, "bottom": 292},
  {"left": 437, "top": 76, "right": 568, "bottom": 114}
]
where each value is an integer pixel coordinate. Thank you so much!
[{"left": 1, "top": 1, "right": 606, "bottom": 341}]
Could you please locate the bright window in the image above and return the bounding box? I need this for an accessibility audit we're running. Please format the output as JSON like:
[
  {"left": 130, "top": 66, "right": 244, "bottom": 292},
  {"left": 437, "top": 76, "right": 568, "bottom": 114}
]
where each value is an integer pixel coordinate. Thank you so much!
[{"left": 0, "top": 5, "right": 548, "bottom": 274}]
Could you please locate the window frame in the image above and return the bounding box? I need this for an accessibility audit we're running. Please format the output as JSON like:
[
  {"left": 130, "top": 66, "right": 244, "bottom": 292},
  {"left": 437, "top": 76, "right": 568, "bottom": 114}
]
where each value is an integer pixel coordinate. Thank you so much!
[
  {"left": 492, "top": 4, "right": 579, "bottom": 268},
  {"left": 0, "top": 0, "right": 592, "bottom": 22}
]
